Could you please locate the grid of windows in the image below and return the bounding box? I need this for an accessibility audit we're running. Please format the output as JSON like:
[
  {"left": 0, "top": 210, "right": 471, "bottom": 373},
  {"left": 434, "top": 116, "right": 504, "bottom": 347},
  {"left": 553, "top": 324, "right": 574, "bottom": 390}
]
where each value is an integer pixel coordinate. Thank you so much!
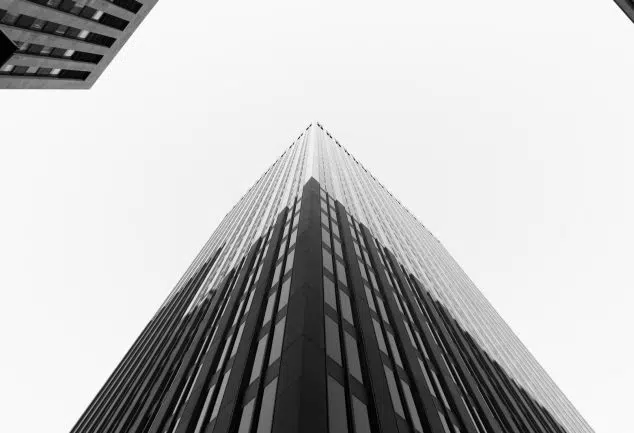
[
  {"left": 12, "top": 39, "right": 103, "bottom": 63},
  {"left": 0, "top": 9, "right": 116, "bottom": 46},
  {"left": 0, "top": 0, "right": 157, "bottom": 88},
  {"left": 320, "top": 188, "right": 372, "bottom": 433},
  {"left": 0, "top": 62, "right": 87, "bottom": 79},
  {"left": 24, "top": 0, "right": 129, "bottom": 31},
  {"left": 309, "top": 123, "right": 591, "bottom": 433}
]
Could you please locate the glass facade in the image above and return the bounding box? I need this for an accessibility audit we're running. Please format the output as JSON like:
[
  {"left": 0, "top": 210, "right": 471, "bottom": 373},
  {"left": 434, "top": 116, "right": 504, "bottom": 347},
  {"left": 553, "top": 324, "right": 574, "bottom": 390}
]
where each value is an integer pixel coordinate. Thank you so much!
[{"left": 71, "top": 124, "right": 592, "bottom": 433}]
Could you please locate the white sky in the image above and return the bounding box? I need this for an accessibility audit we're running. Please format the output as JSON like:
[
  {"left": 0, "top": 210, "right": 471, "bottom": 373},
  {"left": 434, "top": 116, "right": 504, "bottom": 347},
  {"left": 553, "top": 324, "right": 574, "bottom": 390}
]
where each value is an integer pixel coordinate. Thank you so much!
[{"left": 0, "top": 1, "right": 631, "bottom": 432}]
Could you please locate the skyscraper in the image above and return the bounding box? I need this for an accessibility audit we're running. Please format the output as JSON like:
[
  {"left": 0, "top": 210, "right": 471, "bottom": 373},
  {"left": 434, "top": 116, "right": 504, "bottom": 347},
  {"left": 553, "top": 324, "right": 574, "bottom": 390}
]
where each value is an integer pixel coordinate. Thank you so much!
[
  {"left": 0, "top": 0, "right": 157, "bottom": 88},
  {"left": 70, "top": 124, "right": 593, "bottom": 433}
]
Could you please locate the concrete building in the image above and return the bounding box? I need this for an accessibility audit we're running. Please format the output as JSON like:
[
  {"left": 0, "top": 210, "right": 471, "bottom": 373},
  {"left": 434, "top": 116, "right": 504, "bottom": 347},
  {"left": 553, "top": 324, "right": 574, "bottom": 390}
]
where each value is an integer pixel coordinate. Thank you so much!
[{"left": 0, "top": 0, "right": 157, "bottom": 88}]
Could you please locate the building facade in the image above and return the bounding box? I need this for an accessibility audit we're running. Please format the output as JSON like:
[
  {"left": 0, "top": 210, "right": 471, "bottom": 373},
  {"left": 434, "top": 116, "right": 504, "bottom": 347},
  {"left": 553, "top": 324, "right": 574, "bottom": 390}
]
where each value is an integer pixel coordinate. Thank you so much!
[
  {"left": 70, "top": 124, "right": 593, "bottom": 433},
  {"left": 0, "top": 0, "right": 157, "bottom": 88}
]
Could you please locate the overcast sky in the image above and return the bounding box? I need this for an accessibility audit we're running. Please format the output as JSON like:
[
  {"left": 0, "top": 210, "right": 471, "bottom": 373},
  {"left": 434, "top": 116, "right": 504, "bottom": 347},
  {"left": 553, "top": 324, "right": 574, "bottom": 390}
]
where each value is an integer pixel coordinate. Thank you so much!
[{"left": 0, "top": 1, "right": 631, "bottom": 432}]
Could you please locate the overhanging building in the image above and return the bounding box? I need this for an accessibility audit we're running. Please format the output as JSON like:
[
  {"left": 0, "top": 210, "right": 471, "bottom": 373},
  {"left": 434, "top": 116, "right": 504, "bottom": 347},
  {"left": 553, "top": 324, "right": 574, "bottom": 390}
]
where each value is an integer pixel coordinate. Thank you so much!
[
  {"left": 0, "top": 0, "right": 157, "bottom": 88},
  {"left": 614, "top": 0, "right": 634, "bottom": 23},
  {"left": 70, "top": 124, "right": 593, "bottom": 433}
]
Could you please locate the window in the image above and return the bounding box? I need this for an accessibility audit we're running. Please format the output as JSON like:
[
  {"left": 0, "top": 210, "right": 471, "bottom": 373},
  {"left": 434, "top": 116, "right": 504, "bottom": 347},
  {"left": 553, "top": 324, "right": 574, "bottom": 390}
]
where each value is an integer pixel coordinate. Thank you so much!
[
  {"left": 364, "top": 286, "right": 376, "bottom": 312},
  {"left": 336, "top": 262, "right": 347, "bottom": 285},
  {"left": 250, "top": 335, "right": 268, "bottom": 383},
  {"left": 271, "top": 263, "right": 282, "bottom": 287},
  {"left": 386, "top": 332, "right": 403, "bottom": 367},
  {"left": 237, "top": 399, "right": 255, "bottom": 433},
  {"left": 384, "top": 367, "right": 405, "bottom": 418},
  {"left": 210, "top": 369, "right": 231, "bottom": 421},
  {"left": 344, "top": 333, "right": 363, "bottom": 383},
  {"left": 352, "top": 396, "right": 371, "bottom": 433},
  {"left": 284, "top": 250, "right": 295, "bottom": 274},
  {"left": 324, "top": 276, "right": 337, "bottom": 311},
  {"left": 373, "top": 319, "right": 388, "bottom": 354},
  {"left": 322, "top": 228, "right": 331, "bottom": 247},
  {"left": 333, "top": 239, "right": 343, "bottom": 257},
  {"left": 268, "top": 317, "right": 286, "bottom": 366},
  {"left": 327, "top": 376, "right": 348, "bottom": 433},
  {"left": 401, "top": 380, "right": 423, "bottom": 433},
  {"left": 278, "top": 279, "right": 291, "bottom": 311},
  {"left": 339, "top": 292, "right": 353, "bottom": 324},
  {"left": 256, "top": 378, "right": 278, "bottom": 433},
  {"left": 323, "top": 249, "right": 333, "bottom": 273},
  {"left": 230, "top": 323, "right": 245, "bottom": 357},
  {"left": 325, "top": 316, "right": 342, "bottom": 365},
  {"left": 438, "top": 411, "right": 452, "bottom": 433},
  {"left": 263, "top": 293, "right": 275, "bottom": 325},
  {"left": 321, "top": 212, "right": 329, "bottom": 226}
]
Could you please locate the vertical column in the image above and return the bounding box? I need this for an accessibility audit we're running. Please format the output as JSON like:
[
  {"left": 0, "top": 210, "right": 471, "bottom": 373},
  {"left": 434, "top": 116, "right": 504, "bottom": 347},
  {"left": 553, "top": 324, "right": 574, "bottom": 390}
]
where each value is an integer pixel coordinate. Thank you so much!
[{"left": 271, "top": 178, "right": 327, "bottom": 433}]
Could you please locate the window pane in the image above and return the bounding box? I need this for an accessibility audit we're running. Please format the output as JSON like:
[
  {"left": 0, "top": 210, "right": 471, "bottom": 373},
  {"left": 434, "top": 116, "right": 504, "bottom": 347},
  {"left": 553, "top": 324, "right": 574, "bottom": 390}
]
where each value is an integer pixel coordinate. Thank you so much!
[
  {"left": 344, "top": 333, "right": 363, "bottom": 383},
  {"left": 249, "top": 335, "right": 268, "bottom": 383},
  {"left": 373, "top": 319, "right": 388, "bottom": 354},
  {"left": 327, "top": 376, "right": 349, "bottom": 433},
  {"left": 325, "top": 315, "right": 342, "bottom": 365},
  {"left": 278, "top": 279, "right": 291, "bottom": 311},
  {"left": 419, "top": 358, "right": 436, "bottom": 397},
  {"left": 256, "top": 378, "right": 278, "bottom": 433},
  {"left": 401, "top": 380, "right": 423, "bottom": 433},
  {"left": 323, "top": 249, "right": 333, "bottom": 273},
  {"left": 263, "top": 293, "right": 275, "bottom": 325},
  {"left": 365, "top": 286, "right": 376, "bottom": 312},
  {"left": 324, "top": 276, "right": 337, "bottom": 311},
  {"left": 376, "top": 297, "right": 389, "bottom": 323},
  {"left": 336, "top": 262, "right": 347, "bottom": 285},
  {"left": 284, "top": 250, "right": 295, "bottom": 274},
  {"left": 386, "top": 332, "right": 403, "bottom": 367},
  {"left": 210, "top": 369, "right": 231, "bottom": 420},
  {"left": 271, "top": 262, "right": 282, "bottom": 287},
  {"left": 340, "top": 292, "right": 353, "bottom": 324},
  {"left": 322, "top": 228, "right": 331, "bottom": 247},
  {"left": 384, "top": 366, "right": 404, "bottom": 418},
  {"left": 230, "top": 323, "right": 245, "bottom": 357},
  {"left": 237, "top": 399, "right": 255, "bottom": 433},
  {"left": 333, "top": 238, "right": 343, "bottom": 257},
  {"left": 268, "top": 317, "right": 287, "bottom": 366},
  {"left": 352, "top": 396, "right": 371, "bottom": 433}
]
